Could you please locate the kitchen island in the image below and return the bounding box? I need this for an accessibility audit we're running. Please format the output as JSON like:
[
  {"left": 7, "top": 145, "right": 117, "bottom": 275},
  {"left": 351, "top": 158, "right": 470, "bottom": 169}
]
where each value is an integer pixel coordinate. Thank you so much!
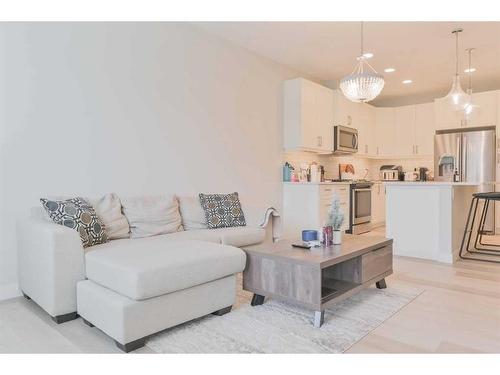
[{"left": 384, "top": 181, "right": 482, "bottom": 263}]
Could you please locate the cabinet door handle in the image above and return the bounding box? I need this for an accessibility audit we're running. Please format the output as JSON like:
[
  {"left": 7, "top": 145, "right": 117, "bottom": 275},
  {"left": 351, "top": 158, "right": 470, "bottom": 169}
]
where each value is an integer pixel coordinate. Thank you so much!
[
  {"left": 415, "top": 145, "right": 418, "bottom": 154},
  {"left": 377, "top": 146, "right": 379, "bottom": 155},
  {"left": 317, "top": 136, "right": 323, "bottom": 147},
  {"left": 365, "top": 144, "right": 368, "bottom": 154},
  {"left": 323, "top": 188, "right": 332, "bottom": 192}
]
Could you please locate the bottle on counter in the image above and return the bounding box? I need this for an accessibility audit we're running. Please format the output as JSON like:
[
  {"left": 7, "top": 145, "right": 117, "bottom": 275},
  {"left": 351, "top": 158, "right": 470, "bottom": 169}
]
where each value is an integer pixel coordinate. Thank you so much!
[
  {"left": 283, "top": 162, "right": 293, "bottom": 182},
  {"left": 453, "top": 169, "right": 460, "bottom": 182}
]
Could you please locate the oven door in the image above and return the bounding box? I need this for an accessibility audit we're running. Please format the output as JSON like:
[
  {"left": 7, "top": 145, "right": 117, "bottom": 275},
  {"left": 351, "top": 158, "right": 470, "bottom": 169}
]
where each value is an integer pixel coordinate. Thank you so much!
[
  {"left": 352, "top": 187, "right": 371, "bottom": 224},
  {"left": 334, "top": 126, "right": 358, "bottom": 153}
]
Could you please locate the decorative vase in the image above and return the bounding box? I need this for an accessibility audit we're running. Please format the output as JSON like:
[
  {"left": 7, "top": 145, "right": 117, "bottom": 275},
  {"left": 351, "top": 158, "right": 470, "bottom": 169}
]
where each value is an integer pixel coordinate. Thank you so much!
[
  {"left": 333, "top": 230, "right": 342, "bottom": 245},
  {"left": 322, "top": 225, "right": 333, "bottom": 246}
]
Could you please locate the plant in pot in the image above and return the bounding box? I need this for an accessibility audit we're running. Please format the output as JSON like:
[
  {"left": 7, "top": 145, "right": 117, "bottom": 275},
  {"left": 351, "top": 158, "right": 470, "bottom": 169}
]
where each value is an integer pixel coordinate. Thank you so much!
[{"left": 327, "top": 195, "right": 345, "bottom": 245}]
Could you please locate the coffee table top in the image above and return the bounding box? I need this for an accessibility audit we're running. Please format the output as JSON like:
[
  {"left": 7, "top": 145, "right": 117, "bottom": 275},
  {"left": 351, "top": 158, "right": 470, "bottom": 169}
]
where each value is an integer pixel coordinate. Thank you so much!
[{"left": 242, "top": 234, "right": 392, "bottom": 268}]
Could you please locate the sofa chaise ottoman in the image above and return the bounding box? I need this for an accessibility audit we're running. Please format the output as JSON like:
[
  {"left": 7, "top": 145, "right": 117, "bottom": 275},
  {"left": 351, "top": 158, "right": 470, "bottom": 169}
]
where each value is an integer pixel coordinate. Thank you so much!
[{"left": 78, "top": 239, "right": 245, "bottom": 352}]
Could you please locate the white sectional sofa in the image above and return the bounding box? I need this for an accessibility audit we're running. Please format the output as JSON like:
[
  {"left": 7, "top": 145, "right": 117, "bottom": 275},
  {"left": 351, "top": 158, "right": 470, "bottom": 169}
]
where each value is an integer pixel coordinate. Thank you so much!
[{"left": 17, "top": 195, "right": 277, "bottom": 352}]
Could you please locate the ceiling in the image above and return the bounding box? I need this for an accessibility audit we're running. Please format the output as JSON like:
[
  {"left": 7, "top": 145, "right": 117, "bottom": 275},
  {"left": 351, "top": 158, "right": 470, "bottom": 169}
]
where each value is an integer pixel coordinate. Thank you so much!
[{"left": 193, "top": 22, "right": 500, "bottom": 106}]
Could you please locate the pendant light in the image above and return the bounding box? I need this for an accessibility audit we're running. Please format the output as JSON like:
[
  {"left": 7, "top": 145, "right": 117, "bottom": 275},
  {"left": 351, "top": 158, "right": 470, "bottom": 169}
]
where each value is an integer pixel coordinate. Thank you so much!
[
  {"left": 444, "top": 28, "right": 468, "bottom": 111},
  {"left": 340, "top": 22, "right": 385, "bottom": 103},
  {"left": 463, "top": 48, "right": 478, "bottom": 118}
]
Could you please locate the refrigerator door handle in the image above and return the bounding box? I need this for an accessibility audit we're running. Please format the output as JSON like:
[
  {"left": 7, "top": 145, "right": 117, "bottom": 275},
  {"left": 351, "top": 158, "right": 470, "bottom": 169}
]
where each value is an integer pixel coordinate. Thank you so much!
[
  {"left": 456, "top": 136, "right": 461, "bottom": 181},
  {"left": 463, "top": 135, "right": 467, "bottom": 181}
]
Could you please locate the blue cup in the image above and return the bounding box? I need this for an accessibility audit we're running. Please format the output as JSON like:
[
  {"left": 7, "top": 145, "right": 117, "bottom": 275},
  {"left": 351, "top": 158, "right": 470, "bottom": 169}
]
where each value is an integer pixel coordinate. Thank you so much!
[{"left": 302, "top": 230, "right": 318, "bottom": 242}]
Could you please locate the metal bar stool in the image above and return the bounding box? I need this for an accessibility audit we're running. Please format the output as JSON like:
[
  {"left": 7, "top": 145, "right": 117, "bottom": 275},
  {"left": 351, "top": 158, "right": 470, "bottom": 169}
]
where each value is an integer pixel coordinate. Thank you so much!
[
  {"left": 459, "top": 193, "right": 500, "bottom": 262},
  {"left": 459, "top": 192, "right": 500, "bottom": 263}
]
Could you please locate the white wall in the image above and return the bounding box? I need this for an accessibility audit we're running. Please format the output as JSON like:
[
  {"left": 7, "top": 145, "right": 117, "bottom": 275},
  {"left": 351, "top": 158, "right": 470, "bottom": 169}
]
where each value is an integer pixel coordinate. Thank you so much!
[{"left": 0, "top": 23, "right": 302, "bottom": 297}]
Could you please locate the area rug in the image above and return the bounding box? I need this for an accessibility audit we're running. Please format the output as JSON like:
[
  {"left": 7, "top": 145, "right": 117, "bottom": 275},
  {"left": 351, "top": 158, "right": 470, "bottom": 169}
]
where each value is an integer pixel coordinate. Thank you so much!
[{"left": 146, "top": 284, "right": 423, "bottom": 353}]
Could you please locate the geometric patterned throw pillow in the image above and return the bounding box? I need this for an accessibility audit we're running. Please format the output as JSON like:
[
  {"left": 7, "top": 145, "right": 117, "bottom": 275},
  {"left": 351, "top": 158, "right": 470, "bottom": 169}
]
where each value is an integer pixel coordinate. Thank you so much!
[
  {"left": 198, "top": 192, "right": 246, "bottom": 229},
  {"left": 40, "top": 197, "right": 108, "bottom": 248}
]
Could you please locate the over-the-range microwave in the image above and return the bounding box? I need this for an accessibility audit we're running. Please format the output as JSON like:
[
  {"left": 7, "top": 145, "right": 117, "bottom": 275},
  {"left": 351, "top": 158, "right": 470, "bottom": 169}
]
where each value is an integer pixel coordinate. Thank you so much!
[{"left": 334, "top": 125, "right": 358, "bottom": 154}]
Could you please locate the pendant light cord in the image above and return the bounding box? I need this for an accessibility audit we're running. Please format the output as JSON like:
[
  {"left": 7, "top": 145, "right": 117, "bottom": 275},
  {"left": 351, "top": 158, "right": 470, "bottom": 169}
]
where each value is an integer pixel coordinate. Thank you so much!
[
  {"left": 360, "top": 21, "right": 364, "bottom": 56},
  {"left": 467, "top": 48, "right": 472, "bottom": 92}
]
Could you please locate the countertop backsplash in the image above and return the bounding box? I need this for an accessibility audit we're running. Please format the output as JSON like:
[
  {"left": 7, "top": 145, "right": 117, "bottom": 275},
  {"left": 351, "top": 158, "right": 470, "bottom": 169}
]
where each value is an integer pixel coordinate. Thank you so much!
[{"left": 283, "top": 151, "right": 433, "bottom": 182}]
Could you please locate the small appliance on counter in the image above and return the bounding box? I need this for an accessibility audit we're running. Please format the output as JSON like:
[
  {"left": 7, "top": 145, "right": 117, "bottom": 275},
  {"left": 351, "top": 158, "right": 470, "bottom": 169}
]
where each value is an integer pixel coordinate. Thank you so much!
[
  {"left": 379, "top": 165, "right": 403, "bottom": 181},
  {"left": 418, "top": 167, "right": 429, "bottom": 181},
  {"left": 339, "top": 163, "right": 355, "bottom": 180},
  {"left": 404, "top": 169, "right": 419, "bottom": 181}
]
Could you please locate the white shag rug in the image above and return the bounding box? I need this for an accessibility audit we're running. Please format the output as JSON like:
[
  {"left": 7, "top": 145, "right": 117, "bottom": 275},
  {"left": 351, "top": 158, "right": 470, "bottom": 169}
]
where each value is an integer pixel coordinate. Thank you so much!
[{"left": 146, "top": 284, "right": 422, "bottom": 353}]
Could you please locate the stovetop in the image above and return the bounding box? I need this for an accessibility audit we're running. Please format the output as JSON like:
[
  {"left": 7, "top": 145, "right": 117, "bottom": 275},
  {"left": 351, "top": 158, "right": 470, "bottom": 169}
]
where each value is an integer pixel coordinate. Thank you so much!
[{"left": 330, "top": 179, "right": 372, "bottom": 183}]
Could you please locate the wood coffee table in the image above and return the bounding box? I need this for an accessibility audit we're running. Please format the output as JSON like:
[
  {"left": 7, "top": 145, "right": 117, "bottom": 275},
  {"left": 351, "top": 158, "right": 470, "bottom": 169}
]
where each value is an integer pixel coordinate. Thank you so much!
[{"left": 241, "top": 234, "right": 393, "bottom": 327}]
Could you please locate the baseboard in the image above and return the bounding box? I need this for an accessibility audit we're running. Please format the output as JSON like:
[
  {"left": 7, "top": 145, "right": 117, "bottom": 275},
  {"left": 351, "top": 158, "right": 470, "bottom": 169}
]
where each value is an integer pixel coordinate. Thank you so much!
[{"left": 0, "top": 283, "right": 21, "bottom": 301}]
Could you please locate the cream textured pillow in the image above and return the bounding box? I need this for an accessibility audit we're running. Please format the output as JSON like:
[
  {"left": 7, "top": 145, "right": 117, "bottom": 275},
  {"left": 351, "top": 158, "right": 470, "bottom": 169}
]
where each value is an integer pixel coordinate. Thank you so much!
[
  {"left": 177, "top": 195, "right": 208, "bottom": 230},
  {"left": 88, "top": 193, "right": 129, "bottom": 240},
  {"left": 121, "top": 194, "right": 183, "bottom": 239}
]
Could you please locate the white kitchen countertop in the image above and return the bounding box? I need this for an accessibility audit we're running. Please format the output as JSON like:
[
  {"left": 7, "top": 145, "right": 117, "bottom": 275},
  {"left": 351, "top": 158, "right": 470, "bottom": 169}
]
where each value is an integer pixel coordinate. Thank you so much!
[
  {"left": 383, "top": 181, "right": 483, "bottom": 186},
  {"left": 282, "top": 181, "right": 351, "bottom": 185}
]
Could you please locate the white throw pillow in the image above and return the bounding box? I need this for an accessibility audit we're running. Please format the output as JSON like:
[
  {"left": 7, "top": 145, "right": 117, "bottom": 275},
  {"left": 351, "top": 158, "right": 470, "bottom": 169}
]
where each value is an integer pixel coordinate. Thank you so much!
[
  {"left": 88, "top": 193, "right": 129, "bottom": 240},
  {"left": 177, "top": 195, "right": 208, "bottom": 230},
  {"left": 121, "top": 194, "right": 183, "bottom": 239}
]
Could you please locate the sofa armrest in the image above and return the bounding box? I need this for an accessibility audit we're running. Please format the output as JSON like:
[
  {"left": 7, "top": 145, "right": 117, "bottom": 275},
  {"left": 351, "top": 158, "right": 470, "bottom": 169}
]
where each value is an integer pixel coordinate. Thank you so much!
[
  {"left": 242, "top": 205, "right": 281, "bottom": 243},
  {"left": 16, "top": 217, "right": 86, "bottom": 317}
]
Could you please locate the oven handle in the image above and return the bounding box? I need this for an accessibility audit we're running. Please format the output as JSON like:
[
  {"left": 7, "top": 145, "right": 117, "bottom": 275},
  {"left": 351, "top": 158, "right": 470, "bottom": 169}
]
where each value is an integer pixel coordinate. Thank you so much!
[{"left": 353, "top": 188, "right": 371, "bottom": 192}]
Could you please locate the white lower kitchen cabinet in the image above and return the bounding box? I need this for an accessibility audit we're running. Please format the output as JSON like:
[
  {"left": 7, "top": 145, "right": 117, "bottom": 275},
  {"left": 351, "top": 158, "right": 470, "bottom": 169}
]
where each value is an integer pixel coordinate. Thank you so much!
[
  {"left": 282, "top": 182, "right": 350, "bottom": 239},
  {"left": 371, "top": 182, "right": 386, "bottom": 227}
]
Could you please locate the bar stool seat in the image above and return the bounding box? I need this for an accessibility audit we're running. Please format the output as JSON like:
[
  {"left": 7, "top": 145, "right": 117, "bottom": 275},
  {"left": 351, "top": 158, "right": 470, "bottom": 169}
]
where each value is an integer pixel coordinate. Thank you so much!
[
  {"left": 459, "top": 191, "right": 500, "bottom": 263},
  {"left": 473, "top": 192, "right": 500, "bottom": 200}
]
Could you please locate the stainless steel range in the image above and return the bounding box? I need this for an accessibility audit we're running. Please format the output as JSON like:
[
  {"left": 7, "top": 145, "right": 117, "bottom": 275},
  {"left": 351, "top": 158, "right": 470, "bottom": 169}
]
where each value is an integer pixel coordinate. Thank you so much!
[
  {"left": 348, "top": 181, "right": 373, "bottom": 234},
  {"left": 331, "top": 179, "right": 373, "bottom": 234}
]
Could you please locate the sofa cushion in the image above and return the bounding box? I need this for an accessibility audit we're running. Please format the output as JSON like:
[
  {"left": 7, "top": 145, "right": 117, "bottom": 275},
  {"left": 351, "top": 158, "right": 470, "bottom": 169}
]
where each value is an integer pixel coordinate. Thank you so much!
[
  {"left": 41, "top": 197, "right": 108, "bottom": 248},
  {"left": 121, "top": 194, "right": 183, "bottom": 239},
  {"left": 177, "top": 196, "right": 208, "bottom": 230},
  {"left": 159, "top": 227, "right": 265, "bottom": 247},
  {"left": 88, "top": 193, "right": 129, "bottom": 240},
  {"left": 214, "top": 227, "right": 265, "bottom": 247},
  {"left": 199, "top": 192, "right": 246, "bottom": 229},
  {"left": 85, "top": 239, "right": 246, "bottom": 300}
]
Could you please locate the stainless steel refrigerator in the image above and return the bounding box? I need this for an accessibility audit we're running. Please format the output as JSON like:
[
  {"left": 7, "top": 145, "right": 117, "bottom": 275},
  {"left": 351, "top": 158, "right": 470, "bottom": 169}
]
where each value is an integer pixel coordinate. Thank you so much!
[{"left": 434, "top": 125, "right": 496, "bottom": 231}]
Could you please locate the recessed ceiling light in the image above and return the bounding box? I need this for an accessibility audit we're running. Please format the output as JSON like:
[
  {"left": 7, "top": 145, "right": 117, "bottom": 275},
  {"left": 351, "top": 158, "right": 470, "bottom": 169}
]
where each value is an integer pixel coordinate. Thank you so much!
[
  {"left": 402, "top": 79, "right": 413, "bottom": 84},
  {"left": 384, "top": 68, "right": 396, "bottom": 73},
  {"left": 464, "top": 68, "right": 476, "bottom": 73},
  {"left": 363, "top": 52, "right": 374, "bottom": 59}
]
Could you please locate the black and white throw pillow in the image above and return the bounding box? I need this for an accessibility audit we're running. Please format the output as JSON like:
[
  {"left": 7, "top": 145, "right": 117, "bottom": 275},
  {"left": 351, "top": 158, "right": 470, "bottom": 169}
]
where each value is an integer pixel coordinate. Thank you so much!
[
  {"left": 40, "top": 197, "right": 108, "bottom": 248},
  {"left": 198, "top": 192, "right": 246, "bottom": 229}
]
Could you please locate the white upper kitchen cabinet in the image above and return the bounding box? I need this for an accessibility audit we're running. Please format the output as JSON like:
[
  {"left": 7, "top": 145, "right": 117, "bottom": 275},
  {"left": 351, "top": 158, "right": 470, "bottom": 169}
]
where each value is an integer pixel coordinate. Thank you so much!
[
  {"left": 374, "top": 107, "right": 396, "bottom": 157},
  {"left": 378, "top": 103, "right": 434, "bottom": 158},
  {"left": 434, "top": 90, "right": 498, "bottom": 129},
  {"left": 394, "top": 105, "right": 416, "bottom": 156},
  {"left": 357, "top": 103, "right": 376, "bottom": 156},
  {"left": 414, "top": 102, "right": 435, "bottom": 156},
  {"left": 333, "top": 89, "right": 359, "bottom": 129},
  {"left": 283, "top": 78, "right": 334, "bottom": 153},
  {"left": 465, "top": 90, "right": 498, "bottom": 127}
]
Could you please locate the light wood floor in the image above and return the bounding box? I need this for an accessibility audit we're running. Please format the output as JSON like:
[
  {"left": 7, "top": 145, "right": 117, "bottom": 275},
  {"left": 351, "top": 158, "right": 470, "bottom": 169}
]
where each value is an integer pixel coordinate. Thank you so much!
[{"left": 1, "top": 231, "right": 499, "bottom": 353}]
